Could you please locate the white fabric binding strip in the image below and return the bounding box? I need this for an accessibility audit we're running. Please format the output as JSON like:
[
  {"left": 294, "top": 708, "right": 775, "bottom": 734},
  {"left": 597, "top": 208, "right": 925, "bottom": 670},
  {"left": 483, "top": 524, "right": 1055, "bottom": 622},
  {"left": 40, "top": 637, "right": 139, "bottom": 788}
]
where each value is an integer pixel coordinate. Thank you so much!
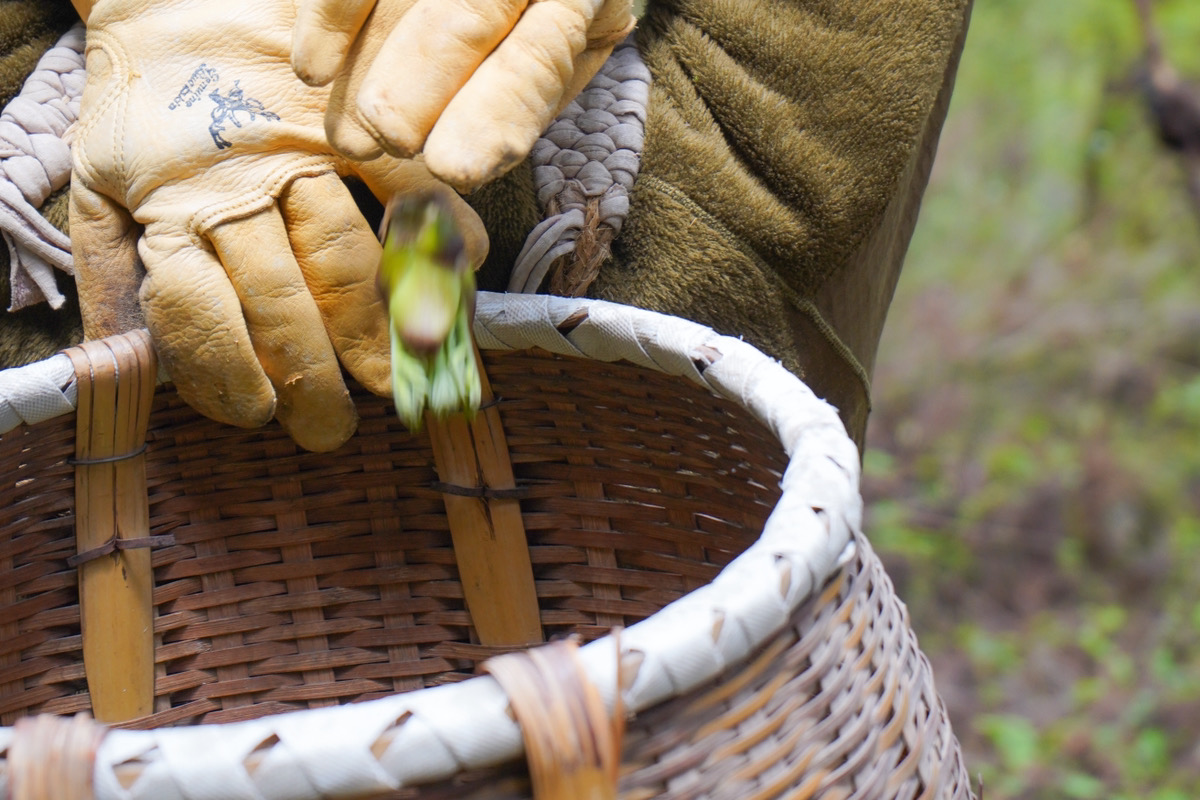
[
  {"left": 0, "top": 294, "right": 861, "bottom": 800},
  {"left": 0, "top": 352, "right": 76, "bottom": 434}
]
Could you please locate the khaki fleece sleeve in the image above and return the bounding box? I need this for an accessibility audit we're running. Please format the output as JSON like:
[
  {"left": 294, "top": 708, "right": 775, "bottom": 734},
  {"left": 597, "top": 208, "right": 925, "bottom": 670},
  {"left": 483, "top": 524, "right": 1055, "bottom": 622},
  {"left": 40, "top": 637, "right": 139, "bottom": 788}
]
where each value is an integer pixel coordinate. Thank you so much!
[{"left": 591, "top": 0, "right": 972, "bottom": 444}]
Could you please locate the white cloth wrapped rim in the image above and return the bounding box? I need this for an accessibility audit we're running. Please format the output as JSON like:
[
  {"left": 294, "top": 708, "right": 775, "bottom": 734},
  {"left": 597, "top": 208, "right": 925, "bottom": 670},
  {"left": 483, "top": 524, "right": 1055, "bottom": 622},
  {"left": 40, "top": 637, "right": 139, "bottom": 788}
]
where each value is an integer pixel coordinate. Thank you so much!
[{"left": 0, "top": 293, "right": 862, "bottom": 800}]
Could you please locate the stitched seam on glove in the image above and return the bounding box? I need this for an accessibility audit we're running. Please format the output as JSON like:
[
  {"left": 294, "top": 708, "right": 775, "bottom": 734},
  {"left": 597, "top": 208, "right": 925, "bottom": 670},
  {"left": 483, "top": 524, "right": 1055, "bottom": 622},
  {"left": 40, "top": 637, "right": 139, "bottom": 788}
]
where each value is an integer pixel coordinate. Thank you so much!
[
  {"left": 73, "top": 30, "right": 143, "bottom": 209},
  {"left": 189, "top": 157, "right": 337, "bottom": 236}
]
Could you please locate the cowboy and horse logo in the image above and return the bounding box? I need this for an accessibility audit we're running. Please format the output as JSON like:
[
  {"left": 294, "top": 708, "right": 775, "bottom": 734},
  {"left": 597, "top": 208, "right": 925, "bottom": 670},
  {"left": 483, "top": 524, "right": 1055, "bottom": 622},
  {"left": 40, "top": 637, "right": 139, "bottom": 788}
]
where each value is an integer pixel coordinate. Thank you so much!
[{"left": 170, "top": 64, "right": 280, "bottom": 150}]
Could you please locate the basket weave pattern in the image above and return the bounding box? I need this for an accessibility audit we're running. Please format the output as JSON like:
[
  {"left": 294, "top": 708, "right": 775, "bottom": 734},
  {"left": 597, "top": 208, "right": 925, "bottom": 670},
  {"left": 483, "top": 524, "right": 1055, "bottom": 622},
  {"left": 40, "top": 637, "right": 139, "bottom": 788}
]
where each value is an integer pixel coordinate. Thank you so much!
[
  {"left": 396, "top": 535, "right": 971, "bottom": 800},
  {"left": 0, "top": 295, "right": 974, "bottom": 799},
  {"left": 0, "top": 351, "right": 784, "bottom": 726}
]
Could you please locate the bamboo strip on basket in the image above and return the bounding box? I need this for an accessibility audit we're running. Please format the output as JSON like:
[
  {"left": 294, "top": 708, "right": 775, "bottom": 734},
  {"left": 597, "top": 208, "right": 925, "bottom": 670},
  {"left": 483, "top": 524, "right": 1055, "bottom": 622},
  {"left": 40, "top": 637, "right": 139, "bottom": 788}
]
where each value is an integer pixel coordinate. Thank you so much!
[
  {"left": 486, "top": 639, "right": 622, "bottom": 800},
  {"left": 63, "top": 332, "right": 157, "bottom": 723},
  {"left": 9, "top": 714, "right": 105, "bottom": 800},
  {"left": 425, "top": 345, "right": 543, "bottom": 647}
]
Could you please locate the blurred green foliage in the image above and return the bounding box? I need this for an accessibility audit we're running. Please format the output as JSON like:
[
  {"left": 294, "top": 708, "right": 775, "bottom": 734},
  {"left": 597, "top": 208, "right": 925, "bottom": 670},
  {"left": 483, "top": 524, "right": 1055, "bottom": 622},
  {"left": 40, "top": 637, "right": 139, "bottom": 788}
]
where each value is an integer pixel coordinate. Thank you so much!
[{"left": 864, "top": 0, "right": 1200, "bottom": 797}]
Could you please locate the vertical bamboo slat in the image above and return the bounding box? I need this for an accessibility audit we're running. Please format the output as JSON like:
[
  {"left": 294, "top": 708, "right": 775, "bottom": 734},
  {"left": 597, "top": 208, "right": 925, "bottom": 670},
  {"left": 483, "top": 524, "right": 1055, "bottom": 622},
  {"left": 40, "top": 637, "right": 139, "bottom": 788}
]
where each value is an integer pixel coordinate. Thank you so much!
[
  {"left": 64, "top": 331, "right": 157, "bottom": 723},
  {"left": 427, "top": 346, "right": 543, "bottom": 647}
]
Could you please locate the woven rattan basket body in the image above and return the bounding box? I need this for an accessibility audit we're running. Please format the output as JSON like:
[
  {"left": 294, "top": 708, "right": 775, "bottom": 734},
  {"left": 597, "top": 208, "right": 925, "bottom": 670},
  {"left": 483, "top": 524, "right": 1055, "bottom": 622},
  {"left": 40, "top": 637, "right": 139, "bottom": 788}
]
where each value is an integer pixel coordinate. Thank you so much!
[{"left": 0, "top": 294, "right": 973, "bottom": 800}]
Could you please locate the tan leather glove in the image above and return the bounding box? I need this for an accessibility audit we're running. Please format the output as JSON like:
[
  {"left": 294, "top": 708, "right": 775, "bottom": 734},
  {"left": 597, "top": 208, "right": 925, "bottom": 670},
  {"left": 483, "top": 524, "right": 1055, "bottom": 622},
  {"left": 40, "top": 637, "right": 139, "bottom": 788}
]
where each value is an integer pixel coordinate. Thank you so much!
[
  {"left": 70, "top": 0, "right": 488, "bottom": 452},
  {"left": 291, "top": 0, "right": 636, "bottom": 192}
]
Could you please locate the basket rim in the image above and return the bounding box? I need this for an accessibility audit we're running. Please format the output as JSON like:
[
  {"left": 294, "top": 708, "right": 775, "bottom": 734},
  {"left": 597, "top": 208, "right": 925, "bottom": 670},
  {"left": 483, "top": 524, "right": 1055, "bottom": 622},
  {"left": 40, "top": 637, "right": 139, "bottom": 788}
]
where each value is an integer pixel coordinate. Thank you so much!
[{"left": 0, "top": 293, "right": 862, "bottom": 799}]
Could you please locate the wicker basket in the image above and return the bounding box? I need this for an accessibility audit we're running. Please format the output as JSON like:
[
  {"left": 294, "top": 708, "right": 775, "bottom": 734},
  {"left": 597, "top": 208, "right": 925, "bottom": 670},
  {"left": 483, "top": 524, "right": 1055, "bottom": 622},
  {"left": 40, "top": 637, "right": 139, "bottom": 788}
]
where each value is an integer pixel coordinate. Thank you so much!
[{"left": 0, "top": 293, "right": 974, "bottom": 800}]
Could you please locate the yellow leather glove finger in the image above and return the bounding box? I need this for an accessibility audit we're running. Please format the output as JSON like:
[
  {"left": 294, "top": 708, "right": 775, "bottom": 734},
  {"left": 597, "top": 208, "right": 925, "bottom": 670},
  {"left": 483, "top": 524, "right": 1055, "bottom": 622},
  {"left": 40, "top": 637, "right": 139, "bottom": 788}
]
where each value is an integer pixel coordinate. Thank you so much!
[
  {"left": 291, "top": 0, "right": 378, "bottom": 86},
  {"left": 211, "top": 210, "right": 360, "bottom": 453},
  {"left": 348, "top": 0, "right": 527, "bottom": 162},
  {"left": 135, "top": 211, "right": 358, "bottom": 453},
  {"left": 135, "top": 222, "right": 280, "bottom": 434},
  {"left": 279, "top": 172, "right": 392, "bottom": 398},
  {"left": 297, "top": 0, "right": 635, "bottom": 191},
  {"left": 422, "top": 0, "right": 636, "bottom": 190},
  {"left": 317, "top": 0, "right": 429, "bottom": 162}
]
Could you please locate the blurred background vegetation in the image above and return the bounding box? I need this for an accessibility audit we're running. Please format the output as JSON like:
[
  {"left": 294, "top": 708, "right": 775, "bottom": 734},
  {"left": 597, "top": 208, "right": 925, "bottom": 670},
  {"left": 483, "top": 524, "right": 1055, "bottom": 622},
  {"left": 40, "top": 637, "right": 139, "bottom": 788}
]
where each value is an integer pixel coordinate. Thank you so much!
[{"left": 864, "top": 0, "right": 1200, "bottom": 797}]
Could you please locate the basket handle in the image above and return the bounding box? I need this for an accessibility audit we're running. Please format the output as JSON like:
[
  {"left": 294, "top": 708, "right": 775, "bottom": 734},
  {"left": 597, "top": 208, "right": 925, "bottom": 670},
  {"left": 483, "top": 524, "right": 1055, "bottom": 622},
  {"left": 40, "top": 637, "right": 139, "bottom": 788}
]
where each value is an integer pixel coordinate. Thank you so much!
[
  {"left": 8, "top": 714, "right": 105, "bottom": 800},
  {"left": 63, "top": 331, "right": 159, "bottom": 724},
  {"left": 486, "top": 638, "right": 622, "bottom": 800}
]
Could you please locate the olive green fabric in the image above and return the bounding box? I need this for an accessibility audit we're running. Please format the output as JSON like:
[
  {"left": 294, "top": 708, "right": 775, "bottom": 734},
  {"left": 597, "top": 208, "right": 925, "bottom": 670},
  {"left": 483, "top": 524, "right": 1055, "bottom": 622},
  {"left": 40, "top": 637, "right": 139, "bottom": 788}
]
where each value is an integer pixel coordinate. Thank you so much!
[
  {"left": 1, "top": 0, "right": 973, "bottom": 448},
  {"left": 0, "top": 0, "right": 82, "bottom": 367},
  {"left": 472, "top": 0, "right": 974, "bottom": 446}
]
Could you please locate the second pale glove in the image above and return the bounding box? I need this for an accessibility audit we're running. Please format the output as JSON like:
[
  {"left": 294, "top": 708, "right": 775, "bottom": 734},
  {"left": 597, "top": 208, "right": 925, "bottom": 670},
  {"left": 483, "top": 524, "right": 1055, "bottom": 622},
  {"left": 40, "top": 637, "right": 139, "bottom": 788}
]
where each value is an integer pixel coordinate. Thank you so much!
[
  {"left": 70, "top": 0, "right": 488, "bottom": 452},
  {"left": 291, "top": 0, "right": 636, "bottom": 191}
]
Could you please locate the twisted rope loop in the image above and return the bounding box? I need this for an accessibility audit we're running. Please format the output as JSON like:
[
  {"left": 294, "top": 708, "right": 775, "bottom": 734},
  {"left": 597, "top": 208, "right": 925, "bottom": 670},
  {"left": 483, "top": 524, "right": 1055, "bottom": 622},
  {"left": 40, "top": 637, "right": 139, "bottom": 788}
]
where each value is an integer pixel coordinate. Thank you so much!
[
  {"left": 0, "top": 23, "right": 85, "bottom": 311},
  {"left": 509, "top": 36, "right": 650, "bottom": 296}
]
